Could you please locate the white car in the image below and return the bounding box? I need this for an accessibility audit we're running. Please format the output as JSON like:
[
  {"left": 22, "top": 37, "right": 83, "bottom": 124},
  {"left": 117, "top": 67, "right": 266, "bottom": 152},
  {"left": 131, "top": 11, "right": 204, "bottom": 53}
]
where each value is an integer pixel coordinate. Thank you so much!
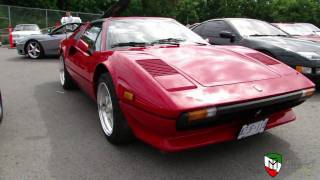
[{"left": 12, "top": 24, "right": 42, "bottom": 45}]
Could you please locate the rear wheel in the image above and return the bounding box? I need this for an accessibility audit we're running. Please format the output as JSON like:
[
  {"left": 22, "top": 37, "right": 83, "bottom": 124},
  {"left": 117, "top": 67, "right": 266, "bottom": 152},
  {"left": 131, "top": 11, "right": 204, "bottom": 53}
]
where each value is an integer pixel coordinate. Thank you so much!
[
  {"left": 26, "top": 40, "right": 43, "bottom": 59},
  {"left": 59, "top": 55, "right": 77, "bottom": 90},
  {"left": 97, "top": 73, "right": 133, "bottom": 144}
]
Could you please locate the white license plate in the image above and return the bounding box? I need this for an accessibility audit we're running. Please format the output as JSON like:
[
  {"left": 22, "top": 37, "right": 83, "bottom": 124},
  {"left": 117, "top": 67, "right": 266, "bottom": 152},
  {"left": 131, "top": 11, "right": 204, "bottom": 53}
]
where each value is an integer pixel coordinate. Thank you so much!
[{"left": 237, "top": 119, "right": 268, "bottom": 139}]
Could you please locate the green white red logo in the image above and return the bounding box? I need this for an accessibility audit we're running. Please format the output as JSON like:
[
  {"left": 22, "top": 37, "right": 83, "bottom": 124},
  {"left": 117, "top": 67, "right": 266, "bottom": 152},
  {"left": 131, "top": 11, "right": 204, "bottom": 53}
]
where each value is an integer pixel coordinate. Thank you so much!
[{"left": 264, "top": 153, "right": 283, "bottom": 177}]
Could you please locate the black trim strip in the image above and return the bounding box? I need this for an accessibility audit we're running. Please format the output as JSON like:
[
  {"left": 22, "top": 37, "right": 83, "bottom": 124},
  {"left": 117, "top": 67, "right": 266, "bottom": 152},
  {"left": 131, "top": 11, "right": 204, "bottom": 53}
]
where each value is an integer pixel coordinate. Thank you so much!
[{"left": 177, "top": 90, "right": 305, "bottom": 130}]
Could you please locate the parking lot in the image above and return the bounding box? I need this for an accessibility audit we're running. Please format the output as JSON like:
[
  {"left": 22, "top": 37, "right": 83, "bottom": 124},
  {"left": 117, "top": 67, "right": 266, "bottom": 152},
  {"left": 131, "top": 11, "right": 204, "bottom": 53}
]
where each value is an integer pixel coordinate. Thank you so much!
[{"left": 0, "top": 47, "right": 319, "bottom": 180}]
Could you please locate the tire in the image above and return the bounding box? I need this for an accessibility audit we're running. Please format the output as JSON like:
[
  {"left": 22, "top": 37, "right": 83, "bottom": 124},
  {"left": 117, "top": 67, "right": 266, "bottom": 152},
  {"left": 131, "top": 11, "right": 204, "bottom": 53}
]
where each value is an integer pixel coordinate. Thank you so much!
[
  {"left": 0, "top": 92, "right": 3, "bottom": 123},
  {"left": 26, "top": 40, "right": 44, "bottom": 59},
  {"left": 97, "top": 73, "right": 133, "bottom": 144},
  {"left": 59, "top": 55, "right": 77, "bottom": 90}
]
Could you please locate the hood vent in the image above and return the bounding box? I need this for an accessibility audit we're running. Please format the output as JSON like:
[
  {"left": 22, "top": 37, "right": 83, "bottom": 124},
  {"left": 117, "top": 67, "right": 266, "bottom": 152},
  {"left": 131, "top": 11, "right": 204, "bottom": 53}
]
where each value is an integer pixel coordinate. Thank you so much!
[{"left": 137, "top": 59, "right": 179, "bottom": 77}]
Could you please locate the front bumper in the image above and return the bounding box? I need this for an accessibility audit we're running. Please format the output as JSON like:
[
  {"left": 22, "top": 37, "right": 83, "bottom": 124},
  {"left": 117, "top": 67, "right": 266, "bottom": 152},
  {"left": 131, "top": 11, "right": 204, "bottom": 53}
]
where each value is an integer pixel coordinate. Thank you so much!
[
  {"left": 121, "top": 102, "right": 296, "bottom": 152},
  {"left": 16, "top": 43, "right": 25, "bottom": 55}
]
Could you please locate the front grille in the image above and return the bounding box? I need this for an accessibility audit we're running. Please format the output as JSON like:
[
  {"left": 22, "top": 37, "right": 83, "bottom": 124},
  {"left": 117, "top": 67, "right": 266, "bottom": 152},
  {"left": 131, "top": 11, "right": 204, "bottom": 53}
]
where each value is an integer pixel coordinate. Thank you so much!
[{"left": 177, "top": 91, "right": 304, "bottom": 130}]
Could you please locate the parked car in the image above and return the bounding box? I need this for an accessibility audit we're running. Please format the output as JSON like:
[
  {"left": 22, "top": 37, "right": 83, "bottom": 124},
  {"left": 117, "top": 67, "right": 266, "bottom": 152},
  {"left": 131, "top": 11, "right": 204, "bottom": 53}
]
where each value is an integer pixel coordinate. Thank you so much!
[
  {"left": 12, "top": 24, "right": 42, "bottom": 45},
  {"left": 296, "top": 23, "right": 320, "bottom": 36},
  {"left": 0, "top": 90, "right": 3, "bottom": 122},
  {"left": 272, "top": 23, "right": 320, "bottom": 43},
  {"left": 192, "top": 18, "right": 320, "bottom": 85},
  {"left": 16, "top": 23, "right": 81, "bottom": 59},
  {"left": 59, "top": 17, "right": 314, "bottom": 152}
]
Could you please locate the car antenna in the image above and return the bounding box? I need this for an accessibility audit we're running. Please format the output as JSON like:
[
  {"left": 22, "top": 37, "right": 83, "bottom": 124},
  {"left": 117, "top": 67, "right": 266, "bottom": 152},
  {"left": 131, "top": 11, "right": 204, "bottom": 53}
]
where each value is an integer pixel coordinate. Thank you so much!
[{"left": 102, "top": 0, "right": 131, "bottom": 18}]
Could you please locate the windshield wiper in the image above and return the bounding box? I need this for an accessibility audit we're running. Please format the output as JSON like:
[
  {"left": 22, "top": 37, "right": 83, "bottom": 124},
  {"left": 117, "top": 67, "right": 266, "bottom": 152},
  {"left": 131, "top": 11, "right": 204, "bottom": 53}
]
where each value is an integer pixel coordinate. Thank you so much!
[
  {"left": 270, "top": 34, "right": 288, "bottom": 37},
  {"left": 192, "top": 42, "right": 208, "bottom": 46},
  {"left": 111, "top": 42, "right": 151, "bottom": 48},
  {"left": 249, "top": 34, "right": 272, "bottom": 37},
  {"left": 151, "top": 38, "right": 186, "bottom": 45},
  {"left": 249, "top": 34, "right": 288, "bottom": 37}
]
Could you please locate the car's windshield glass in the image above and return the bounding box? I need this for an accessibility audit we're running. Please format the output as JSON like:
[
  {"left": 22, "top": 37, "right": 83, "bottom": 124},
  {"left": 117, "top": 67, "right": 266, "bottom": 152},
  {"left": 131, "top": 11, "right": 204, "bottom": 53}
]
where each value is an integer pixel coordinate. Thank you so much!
[
  {"left": 229, "top": 19, "right": 288, "bottom": 37},
  {"left": 107, "top": 19, "right": 208, "bottom": 48},
  {"left": 14, "top": 25, "right": 39, "bottom": 31},
  {"left": 275, "top": 24, "right": 312, "bottom": 36},
  {"left": 297, "top": 23, "right": 320, "bottom": 33}
]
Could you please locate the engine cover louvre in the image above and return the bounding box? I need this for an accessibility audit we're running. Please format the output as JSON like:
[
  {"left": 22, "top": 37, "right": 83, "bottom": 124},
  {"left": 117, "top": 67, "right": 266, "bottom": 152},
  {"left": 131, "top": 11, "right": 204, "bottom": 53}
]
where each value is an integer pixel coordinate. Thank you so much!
[{"left": 137, "top": 59, "right": 179, "bottom": 77}]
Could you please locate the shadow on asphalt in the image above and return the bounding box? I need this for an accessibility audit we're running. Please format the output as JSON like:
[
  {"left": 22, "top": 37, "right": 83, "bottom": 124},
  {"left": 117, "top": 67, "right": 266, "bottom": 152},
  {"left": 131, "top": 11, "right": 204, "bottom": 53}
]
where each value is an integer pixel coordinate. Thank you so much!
[
  {"left": 5, "top": 54, "right": 59, "bottom": 62},
  {"left": 33, "top": 81, "right": 303, "bottom": 180}
]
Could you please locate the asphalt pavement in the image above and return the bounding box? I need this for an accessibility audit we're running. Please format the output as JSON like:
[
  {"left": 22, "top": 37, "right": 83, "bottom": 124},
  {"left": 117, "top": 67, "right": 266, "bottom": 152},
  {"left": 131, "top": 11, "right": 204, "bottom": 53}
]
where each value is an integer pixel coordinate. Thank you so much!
[{"left": 0, "top": 48, "right": 319, "bottom": 180}]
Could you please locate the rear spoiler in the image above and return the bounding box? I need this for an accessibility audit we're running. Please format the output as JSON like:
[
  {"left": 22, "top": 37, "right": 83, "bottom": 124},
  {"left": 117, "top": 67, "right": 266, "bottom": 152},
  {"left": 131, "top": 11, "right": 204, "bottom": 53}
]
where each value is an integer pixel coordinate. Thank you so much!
[{"left": 102, "top": 0, "right": 131, "bottom": 18}]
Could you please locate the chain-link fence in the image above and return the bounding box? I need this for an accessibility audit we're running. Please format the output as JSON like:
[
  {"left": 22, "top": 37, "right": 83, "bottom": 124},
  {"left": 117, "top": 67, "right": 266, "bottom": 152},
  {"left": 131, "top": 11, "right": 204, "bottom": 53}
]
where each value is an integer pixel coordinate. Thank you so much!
[{"left": 0, "top": 4, "right": 102, "bottom": 45}]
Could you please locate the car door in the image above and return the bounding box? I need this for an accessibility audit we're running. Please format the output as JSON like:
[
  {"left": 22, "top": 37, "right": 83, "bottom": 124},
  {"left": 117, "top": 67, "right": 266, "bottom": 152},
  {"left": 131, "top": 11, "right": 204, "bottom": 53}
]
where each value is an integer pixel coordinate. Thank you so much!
[
  {"left": 45, "top": 26, "right": 68, "bottom": 54},
  {"left": 45, "top": 24, "right": 81, "bottom": 55},
  {"left": 195, "top": 20, "right": 237, "bottom": 45},
  {"left": 68, "top": 22, "right": 103, "bottom": 94}
]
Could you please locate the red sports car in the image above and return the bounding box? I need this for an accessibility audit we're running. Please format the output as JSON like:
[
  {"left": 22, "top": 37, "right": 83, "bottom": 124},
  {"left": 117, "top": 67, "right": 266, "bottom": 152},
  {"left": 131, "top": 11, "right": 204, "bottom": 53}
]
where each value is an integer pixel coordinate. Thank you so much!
[{"left": 59, "top": 17, "right": 315, "bottom": 152}]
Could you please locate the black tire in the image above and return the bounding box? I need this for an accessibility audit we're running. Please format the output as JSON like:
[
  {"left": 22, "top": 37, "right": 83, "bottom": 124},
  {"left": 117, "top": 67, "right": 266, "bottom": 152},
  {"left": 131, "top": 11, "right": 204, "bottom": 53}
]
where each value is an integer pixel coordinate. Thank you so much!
[
  {"left": 25, "top": 40, "right": 44, "bottom": 59},
  {"left": 97, "top": 73, "right": 133, "bottom": 144},
  {"left": 59, "top": 55, "right": 77, "bottom": 90},
  {"left": 0, "top": 91, "right": 3, "bottom": 123}
]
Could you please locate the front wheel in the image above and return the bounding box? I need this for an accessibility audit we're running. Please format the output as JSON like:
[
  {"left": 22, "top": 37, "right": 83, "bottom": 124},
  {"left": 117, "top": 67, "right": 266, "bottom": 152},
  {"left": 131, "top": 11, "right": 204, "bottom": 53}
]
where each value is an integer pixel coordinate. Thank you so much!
[
  {"left": 26, "top": 41, "right": 43, "bottom": 59},
  {"left": 59, "top": 55, "right": 77, "bottom": 90},
  {"left": 97, "top": 73, "right": 133, "bottom": 144}
]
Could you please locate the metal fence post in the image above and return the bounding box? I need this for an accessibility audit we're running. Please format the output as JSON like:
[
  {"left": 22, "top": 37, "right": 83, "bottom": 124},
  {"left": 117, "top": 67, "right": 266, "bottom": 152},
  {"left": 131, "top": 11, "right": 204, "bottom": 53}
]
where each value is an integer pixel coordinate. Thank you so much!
[
  {"left": 45, "top": 9, "right": 48, "bottom": 28},
  {"left": 8, "top": 6, "right": 11, "bottom": 26}
]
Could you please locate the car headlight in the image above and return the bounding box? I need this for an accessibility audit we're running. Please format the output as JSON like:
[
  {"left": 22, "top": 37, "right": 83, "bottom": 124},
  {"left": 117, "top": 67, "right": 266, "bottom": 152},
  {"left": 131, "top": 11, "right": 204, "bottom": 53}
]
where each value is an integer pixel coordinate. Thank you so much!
[
  {"left": 186, "top": 107, "right": 217, "bottom": 122},
  {"left": 297, "top": 52, "right": 320, "bottom": 60},
  {"left": 296, "top": 66, "right": 312, "bottom": 74}
]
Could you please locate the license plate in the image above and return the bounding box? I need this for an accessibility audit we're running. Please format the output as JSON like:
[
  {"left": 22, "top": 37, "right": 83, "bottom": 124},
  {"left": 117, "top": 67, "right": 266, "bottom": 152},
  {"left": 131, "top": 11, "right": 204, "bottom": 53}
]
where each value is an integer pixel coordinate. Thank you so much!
[{"left": 237, "top": 119, "right": 268, "bottom": 139}]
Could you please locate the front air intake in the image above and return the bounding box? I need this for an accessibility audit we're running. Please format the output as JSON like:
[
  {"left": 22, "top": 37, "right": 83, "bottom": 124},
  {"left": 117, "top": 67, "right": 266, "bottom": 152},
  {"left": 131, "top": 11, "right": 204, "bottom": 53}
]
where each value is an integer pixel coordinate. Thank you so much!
[{"left": 137, "top": 59, "right": 179, "bottom": 77}]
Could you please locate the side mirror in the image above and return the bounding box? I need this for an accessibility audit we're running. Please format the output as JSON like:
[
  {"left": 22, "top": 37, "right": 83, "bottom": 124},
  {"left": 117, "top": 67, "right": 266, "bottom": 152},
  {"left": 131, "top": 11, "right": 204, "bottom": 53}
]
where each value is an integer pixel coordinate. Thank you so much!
[
  {"left": 220, "top": 31, "right": 236, "bottom": 42},
  {"left": 77, "top": 39, "right": 92, "bottom": 56}
]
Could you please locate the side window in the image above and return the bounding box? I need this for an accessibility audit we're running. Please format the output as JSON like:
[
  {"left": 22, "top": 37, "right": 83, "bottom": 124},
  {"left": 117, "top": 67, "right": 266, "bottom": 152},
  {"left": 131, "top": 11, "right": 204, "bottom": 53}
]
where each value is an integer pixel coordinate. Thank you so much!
[
  {"left": 80, "top": 23, "right": 102, "bottom": 50},
  {"left": 74, "top": 26, "right": 87, "bottom": 40},
  {"left": 192, "top": 24, "right": 205, "bottom": 35},
  {"left": 51, "top": 26, "right": 65, "bottom": 35},
  {"left": 95, "top": 31, "right": 102, "bottom": 51},
  {"left": 202, "top": 21, "right": 232, "bottom": 37}
]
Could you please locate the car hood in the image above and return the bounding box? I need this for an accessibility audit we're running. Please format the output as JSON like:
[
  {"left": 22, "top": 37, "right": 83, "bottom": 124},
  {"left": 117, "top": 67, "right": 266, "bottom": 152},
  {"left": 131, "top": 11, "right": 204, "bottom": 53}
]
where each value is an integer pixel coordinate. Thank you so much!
[
  {"left": 247, "top": 36, "right": 320, "bottom": 52},
  {"left": 127, "top": 45, "right": 281, "bottom": 87}
]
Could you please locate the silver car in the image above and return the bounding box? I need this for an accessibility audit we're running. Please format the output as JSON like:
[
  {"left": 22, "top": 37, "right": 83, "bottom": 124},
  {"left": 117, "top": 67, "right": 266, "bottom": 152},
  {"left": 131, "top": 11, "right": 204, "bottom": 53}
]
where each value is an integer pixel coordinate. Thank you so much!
[{"left": 16, "top": 23, "right": 81, "bottom": 59}]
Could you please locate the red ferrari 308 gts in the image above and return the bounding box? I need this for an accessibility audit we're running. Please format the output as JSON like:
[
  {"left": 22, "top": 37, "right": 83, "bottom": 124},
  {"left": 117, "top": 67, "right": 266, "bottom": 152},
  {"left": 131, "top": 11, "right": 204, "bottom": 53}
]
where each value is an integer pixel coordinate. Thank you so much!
[{"left": 59, "top": 17, "right": 315, "bottom": 152}]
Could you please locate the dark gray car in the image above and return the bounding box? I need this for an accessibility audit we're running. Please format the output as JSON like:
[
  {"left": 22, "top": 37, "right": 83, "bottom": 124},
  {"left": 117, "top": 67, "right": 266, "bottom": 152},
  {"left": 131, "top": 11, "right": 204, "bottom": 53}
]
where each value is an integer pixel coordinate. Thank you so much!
[
  {"left": 192, "top": 18, "right": 320, "bottom": 84},
  {"left": 16, "top": 23, "right": 81, "bottom": 59}
]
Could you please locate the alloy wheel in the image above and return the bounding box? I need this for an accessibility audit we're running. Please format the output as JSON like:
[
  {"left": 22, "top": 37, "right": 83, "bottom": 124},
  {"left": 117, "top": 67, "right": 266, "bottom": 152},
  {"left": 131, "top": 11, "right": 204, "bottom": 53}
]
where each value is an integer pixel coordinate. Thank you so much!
[
  {"left": 97, "top": 82, "right": 114, "bottom": 136},
  {"left": 27, "top": 41, "right": 41, "bottom": 59},
  {"left": 59, "top": 56, "right": 65, "bottom": 86}
]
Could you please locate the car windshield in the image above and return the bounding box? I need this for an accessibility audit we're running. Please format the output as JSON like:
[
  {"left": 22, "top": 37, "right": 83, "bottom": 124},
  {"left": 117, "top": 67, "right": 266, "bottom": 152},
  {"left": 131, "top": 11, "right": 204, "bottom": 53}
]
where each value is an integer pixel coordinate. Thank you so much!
[
  {"left": 275, "top": 24, "right": 312, "bottom": 36},
  {"left": 228, "top": 19, "right": 288, "bottom": 37},
  {"left": 296, "top": 23, "right": 320, "bottom": 34},
  {"left": 14, "top": 25, "right": 39, "bottom": 31},
  {"left": 107, "top": 18, "right": 208, "bottom": 48}
]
